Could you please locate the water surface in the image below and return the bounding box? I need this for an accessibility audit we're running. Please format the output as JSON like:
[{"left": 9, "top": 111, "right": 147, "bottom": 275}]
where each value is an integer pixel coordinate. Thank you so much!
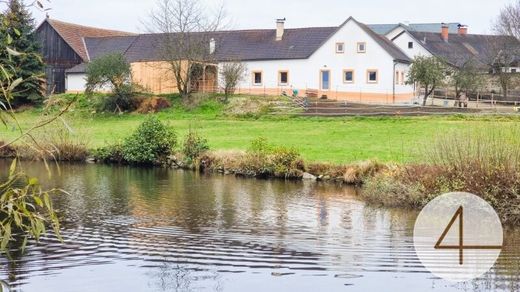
[{"left": 1, "top": 161, "right": 520, "bottom": 292}]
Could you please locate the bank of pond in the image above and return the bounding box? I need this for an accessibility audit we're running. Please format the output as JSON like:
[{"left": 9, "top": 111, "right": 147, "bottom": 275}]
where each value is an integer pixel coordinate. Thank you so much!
[{"left": 2, "top": 116, "right": 520, "bottom": 225}]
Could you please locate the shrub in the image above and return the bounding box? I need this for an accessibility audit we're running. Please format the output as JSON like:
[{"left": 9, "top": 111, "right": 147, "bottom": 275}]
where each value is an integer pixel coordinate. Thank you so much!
[
  {"left": 239, "top": 138, "right": 304, "bottom": 178},
  {"left": 122, "top": 117, "right": 177, "bottom": 165},
  {"left": 92, "top": 143, "right": 125, "bottom": 164},
  {"left": 182, "top": 130, "right": 210, "bottom": 164}
]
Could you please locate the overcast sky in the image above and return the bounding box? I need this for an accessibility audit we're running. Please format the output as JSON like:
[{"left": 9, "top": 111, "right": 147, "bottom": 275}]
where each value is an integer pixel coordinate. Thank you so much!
[{"left": 25, "top": 0, "right": 514, "bottom": 34}]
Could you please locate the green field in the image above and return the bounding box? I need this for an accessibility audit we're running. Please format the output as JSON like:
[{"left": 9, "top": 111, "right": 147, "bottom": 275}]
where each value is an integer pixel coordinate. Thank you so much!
[{"left": 3, "top": 96, "right": 519, "bottom": 164}]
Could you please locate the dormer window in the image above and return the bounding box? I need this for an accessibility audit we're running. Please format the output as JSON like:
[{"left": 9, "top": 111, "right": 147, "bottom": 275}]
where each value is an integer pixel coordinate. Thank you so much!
[
  {"left": 357, "top": 42, "right": 366, "bottom": 53},
  {"left": 336, "top": 42, "right": 345, "bottom": 54}
]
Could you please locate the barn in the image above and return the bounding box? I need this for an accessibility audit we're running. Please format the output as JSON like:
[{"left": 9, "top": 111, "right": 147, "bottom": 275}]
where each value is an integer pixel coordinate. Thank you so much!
[{"left": 35, "top": 18, "right": 134, "bottom": 94}]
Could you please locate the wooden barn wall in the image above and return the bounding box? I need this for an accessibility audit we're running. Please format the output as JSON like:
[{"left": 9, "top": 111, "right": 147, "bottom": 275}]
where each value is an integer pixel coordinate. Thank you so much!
[
  {"left": 35, "top": 22, "right": 83, "bottom": 94},
  {"left": 131, "top": 61, "right": 218, "bottom": 95},
  {"left": 131, "top": 61, "right": 181, "bottom": 95}
]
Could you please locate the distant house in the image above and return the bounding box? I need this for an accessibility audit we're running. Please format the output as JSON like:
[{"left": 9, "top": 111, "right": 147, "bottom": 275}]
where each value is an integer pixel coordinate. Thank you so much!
[
  {"left": 389, "top": 24, "right": 520, "bottom": 70},
  {"left": 35, "top": 18, "right": 134, "bottom": 94},
  {"left": 368, "top": 22, "right": 462, "bottom": 39}
]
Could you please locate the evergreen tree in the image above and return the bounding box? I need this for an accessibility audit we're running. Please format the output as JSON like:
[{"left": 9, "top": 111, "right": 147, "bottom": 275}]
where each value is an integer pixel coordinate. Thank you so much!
[{"left": 0, "top": 0, "right": 45, "bottom": 104}]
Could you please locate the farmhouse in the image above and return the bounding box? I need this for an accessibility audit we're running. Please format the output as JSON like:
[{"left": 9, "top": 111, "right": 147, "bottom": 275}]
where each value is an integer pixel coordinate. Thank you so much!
[
  {"left": 389, "top": 23, "right": 520, "bottom": 70},
  {"left": 35, "top": 17, "right": 520, "bottom": 103}
]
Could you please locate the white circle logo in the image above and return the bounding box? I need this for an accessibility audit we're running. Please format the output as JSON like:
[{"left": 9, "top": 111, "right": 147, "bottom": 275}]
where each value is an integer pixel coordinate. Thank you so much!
[{"left": 413, "top": 192, "right": 503, "bottom": 282}]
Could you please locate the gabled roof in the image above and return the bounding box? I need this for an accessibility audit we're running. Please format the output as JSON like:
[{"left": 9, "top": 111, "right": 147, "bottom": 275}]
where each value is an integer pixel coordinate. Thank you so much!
[
  {"left": 80, "top": 17, "right": 410, "bottom": 64},
  {"left": 368, "top": 22, "right": 461, "bottom": 35},
  {"left": 354, "top": 19, "right": 411, "bottom": 63},
  {"left": 407, "top": 31, "right": 520, "bottom": 67},
  {"left": 41, "top": 19, "right": 135, "bottom": 61},
  {"left": 86, "top": 27, "right": 340, "bottom": 63}
]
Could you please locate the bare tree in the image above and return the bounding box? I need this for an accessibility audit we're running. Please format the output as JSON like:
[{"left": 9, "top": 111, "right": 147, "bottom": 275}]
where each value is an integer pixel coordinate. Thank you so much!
[
  {"left": 494, "top": 0, "right": 520, "bottom": 40},
  {"left": 219, "top": 61, "right": 246, "bottom": 102},
  {"left": 146, "top": 0, "right": 225, "bottom": 99},
  {"left": 450, "top": 59, "right": 486, "bottom": 106},
  {"left": 485, "top": 37, "right": 520, "bottom": 100}
]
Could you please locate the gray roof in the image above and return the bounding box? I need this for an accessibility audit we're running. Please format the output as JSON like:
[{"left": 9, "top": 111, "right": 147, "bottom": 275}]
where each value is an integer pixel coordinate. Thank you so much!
[
  {"left": 408, "top": 31, "right": 520, "bottom": 67},
  {"left": 81, "top": 18, "right": 410, "bottom": 64},
  {"left": 356, "top": 20, "right": 411, "bottom": 63},
  {"left": 84, "top": 35, "right": 138, "bottom": 60},
  {"left": 368, "top": 22, "right": 461, "bottom": 35},
  {"left": 65, "top": 63, "right": 87, "bottom": 73},
  {"left": 85, "top": 27, "right": 339, "bottom": 63}
]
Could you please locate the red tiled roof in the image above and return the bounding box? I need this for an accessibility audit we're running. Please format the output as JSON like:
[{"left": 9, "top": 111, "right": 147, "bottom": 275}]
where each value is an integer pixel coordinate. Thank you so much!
[{"left": 45, "top": 18, "right": 135, "bottom": 61}]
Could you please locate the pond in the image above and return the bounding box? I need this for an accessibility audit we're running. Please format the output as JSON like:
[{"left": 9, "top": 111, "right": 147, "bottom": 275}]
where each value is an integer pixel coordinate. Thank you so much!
[{"left": 1, "top": 161, "right": 520, "bottom": 292}]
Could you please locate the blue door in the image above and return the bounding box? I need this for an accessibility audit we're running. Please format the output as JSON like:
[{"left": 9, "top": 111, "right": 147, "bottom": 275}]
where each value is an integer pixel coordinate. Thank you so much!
[{"left": 321, "top": 70, "right": 330, "bottom": 90}]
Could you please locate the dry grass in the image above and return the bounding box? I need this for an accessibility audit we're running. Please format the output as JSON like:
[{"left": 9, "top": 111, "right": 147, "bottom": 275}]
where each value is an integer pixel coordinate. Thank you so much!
[
  {"left": 14, "top": 127, "right": 90, "bottom": 162},
  {"left": 363, "top": 125, "right": 520, "bottom": 225}
]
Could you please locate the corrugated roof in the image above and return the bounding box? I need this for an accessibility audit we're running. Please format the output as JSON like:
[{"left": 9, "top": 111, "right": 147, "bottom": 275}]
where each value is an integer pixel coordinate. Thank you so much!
[
  {"left": 45, "top": 19, "right": 135, "bottom": 61},
  {"left": 408, "top": 31, "right": 520, "bottom": 67}
]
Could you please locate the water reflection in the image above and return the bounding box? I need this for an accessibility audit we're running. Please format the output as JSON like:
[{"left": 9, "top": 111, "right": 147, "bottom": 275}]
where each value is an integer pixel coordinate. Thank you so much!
[{"left": 0, "top": 161, "right": 519, "bottom": 291}]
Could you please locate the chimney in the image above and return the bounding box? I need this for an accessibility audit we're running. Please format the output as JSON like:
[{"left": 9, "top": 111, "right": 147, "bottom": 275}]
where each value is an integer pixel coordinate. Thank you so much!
[
  {"left": 276, "top": 18, "right": 286, "bottom": 41},
  {"left": 441, "top": 23, "right": 449, "bottom": 42},
  {"left": 458, "top": 24, "right": 468, "bottom": 35},
  {"left": 209, "top": 38, "right": 216, "bottom": 54}
]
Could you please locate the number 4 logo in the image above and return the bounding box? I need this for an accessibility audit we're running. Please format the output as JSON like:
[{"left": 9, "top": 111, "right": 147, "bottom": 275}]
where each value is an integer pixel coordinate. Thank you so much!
[{"left": 435, "top": 206, "right": 503, "bottom": 265}]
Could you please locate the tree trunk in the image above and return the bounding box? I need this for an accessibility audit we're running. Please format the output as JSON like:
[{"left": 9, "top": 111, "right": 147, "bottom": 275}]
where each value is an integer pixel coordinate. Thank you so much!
[{"left": 422, "top": 85, "right": 429, "bottom": 106}]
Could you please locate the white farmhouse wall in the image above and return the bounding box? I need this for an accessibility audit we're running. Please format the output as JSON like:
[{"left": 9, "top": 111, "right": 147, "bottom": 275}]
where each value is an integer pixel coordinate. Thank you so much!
[
  {"left": 225, "top": 19, "right": 415, "bottom": 103},
  {"left": 391, "top": 32, "right": 432, "bottom": 60},
  {"left": 65, "top": 73, "right": 112, "bottom": 93},
  {"left": 66, "top": 73, "right": 87, "bottom": 93}
]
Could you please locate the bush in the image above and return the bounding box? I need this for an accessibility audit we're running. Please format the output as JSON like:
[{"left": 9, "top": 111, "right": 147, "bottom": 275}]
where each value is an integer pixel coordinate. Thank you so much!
[
  {"left": 239, "top": 138, "right": 304, "bottom": 178},
  {"left": 122, "top": 117, "right": 177, "bottom": 165},
  {"left": 182, "top": 130, "right": 209, "bottom": 164},
  {"left": 92, "top": 143, "right": 125, "bottom": 164}
]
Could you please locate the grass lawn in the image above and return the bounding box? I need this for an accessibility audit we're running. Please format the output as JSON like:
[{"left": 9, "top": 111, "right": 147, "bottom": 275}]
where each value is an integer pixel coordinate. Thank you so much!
[{"left": 2, "top": 95, "right": 519, "bottom": 164}]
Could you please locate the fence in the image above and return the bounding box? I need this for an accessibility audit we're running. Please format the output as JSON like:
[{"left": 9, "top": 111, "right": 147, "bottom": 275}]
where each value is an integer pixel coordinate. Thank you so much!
[{"left": 425, "top": 88, "right": 520, "bottom": 111}]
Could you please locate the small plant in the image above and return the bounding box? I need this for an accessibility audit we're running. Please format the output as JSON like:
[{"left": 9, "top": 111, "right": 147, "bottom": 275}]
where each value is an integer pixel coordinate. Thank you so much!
[
  {"left": 0, "top": 160, "right": 62, "bottom": 252},
  {"left": 241, "top": 137, "right": 304, "bottom": 178},
  {"left": 182, "top": 129, "right": 209, "bottom": 164},
  {"left": 92, "top": 143, "right": 125, "bottom": 164},
  {"left": 122, "top": 117, "right": 177, "bottom": 165}
]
